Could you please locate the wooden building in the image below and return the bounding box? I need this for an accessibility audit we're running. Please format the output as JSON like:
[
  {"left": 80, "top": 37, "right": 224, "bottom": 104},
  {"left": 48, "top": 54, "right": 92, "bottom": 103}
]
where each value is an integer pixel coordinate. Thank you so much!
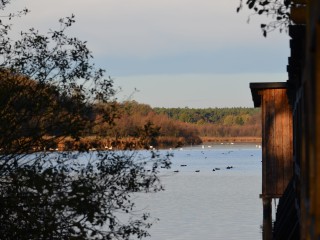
[
  {"left": 289, "top": 0, "right": 320, "bottom": 238},
  {"left": 250, "top": 0, "right": 320, "bottom": 239},
  {"left": 250, "top": 82, "right": 294, "bottom": 240}
]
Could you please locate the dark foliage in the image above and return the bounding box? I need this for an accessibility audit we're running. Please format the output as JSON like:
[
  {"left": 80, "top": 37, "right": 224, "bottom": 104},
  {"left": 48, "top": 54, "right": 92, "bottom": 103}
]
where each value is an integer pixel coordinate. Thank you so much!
[
  {"left": 237, "top": 0, "right": 293, "bottom": 36},
  {"left": 0, "top": 4, "right": 171, "bottom": 239},
  {"left": 0, "top": 151, "right": 171, "bottom": 239}
]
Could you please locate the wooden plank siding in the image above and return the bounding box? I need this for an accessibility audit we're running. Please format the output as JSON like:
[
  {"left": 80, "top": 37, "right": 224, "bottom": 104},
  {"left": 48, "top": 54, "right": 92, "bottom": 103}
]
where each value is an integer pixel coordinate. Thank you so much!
[
  {"left": 261, "top": 89, "right": 267, "bottom": 196},
  {"left": 295, "top": 2, "right": 320, "bottom": 238},
  {"left": 251, "top": 84, "right": 294, "bottom": 198},
  {"left": 251, "top": 83, "right": 294, "bottom": 240},
  {"left": 250, "top": 1, "right": 320, "bottom": 239},
  {"left": 315, "top": 20, "right": 320, "bottom": 238}
]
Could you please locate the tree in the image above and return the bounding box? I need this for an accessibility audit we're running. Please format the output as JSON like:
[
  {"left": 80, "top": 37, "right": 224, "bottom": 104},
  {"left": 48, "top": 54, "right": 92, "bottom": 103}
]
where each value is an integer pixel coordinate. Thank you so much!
[
  {"left": 0, "top": 150, "right": 171, "bottom": 239},
  {"left": 237, "top": 0, "right": 293, "bottom": 36},
  {"left": 0, "top": 2, "right": 171, "bottom": 239},
  {"left": 138, "top": 121, "right": 161, "bottom": 149}
]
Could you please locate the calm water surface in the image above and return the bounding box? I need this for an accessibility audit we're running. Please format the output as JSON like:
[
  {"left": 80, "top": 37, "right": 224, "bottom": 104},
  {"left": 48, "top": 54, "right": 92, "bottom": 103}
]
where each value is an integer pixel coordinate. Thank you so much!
[{"left": 134, "top": 143, "right": 262, "bottom": 240}]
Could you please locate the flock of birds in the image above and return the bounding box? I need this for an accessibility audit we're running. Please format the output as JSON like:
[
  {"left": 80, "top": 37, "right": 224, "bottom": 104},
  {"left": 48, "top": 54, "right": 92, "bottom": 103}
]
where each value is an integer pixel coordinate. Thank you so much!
[
  {"left": 173, "top": 165, "right": 234, "bottom": 173},
  {"left": 173, "top": 164, "right": 234, "bottom": 173},
  {"left": 171, "top": 149, "right": 239, "bottom": 173}
]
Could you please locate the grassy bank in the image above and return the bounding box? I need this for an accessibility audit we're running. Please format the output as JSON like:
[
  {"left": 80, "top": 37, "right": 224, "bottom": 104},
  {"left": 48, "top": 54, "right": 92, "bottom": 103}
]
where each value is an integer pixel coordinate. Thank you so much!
[
  {"left": 54, "top": 136, "right": 261, "bottom": 151},
  {"left": 200, "top": 136, "right": 262, "bottom": 143}
]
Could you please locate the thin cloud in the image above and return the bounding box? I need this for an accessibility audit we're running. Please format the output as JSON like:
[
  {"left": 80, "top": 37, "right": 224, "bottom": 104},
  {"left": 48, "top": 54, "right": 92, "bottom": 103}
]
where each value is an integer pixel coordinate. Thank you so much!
[{"left": 7, "top": 0, "right": 287, "bottom": 58}]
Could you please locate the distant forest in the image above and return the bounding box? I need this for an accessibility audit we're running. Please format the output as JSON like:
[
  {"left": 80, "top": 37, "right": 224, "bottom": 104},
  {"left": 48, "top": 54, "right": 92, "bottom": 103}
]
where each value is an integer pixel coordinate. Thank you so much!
[
  {"left": 3, "top": 76, "right": 261, "bottom": 150},
  {"left": 89, "top": 101, "right": 262, "bottom": 149},
  {"left": 154, "top": 107, "right": 261, "bottom": 125}
]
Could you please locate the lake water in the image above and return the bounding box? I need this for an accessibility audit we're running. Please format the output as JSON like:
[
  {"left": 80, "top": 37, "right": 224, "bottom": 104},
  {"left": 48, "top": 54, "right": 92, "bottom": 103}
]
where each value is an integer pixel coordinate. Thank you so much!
[{"left": 134, "top": 143, "right": 262, "bottom": 240}]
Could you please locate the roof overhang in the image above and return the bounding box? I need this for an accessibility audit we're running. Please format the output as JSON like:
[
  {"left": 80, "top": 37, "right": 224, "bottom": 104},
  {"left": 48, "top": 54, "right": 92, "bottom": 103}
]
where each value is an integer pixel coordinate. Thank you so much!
[{"left": 250, "top": 82, "right": 287, "bottom": 108}]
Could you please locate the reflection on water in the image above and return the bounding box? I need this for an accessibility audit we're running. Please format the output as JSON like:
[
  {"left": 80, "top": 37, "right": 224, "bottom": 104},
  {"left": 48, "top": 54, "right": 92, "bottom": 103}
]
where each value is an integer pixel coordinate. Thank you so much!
[{"left": 134, "top": 144, "right": 262, "bottom": 240}]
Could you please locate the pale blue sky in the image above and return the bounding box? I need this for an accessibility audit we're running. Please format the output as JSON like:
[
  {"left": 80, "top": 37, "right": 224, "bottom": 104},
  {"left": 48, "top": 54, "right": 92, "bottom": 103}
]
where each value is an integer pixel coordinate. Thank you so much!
[{"left": 8, "top": 0, "right": 289, "bottom": 108}]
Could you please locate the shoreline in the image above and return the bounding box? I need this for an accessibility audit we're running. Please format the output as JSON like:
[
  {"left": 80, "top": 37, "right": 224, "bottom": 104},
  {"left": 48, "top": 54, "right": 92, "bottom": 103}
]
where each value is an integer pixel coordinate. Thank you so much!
[
  {"left": 35, "top": 136, "right": 262, "bottom": 152},
  {"left": 200, "top": 136, "right": 262, "bottom": 143}
]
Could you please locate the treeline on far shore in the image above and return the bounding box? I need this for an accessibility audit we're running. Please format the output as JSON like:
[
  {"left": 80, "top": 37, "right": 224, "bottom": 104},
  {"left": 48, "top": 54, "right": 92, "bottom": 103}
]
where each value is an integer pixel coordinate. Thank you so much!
[
  {"left": 57, "top": 101, "right": 261, "bottom": 150},
  {"left": 1, "top": 75, "right": 261, "bottom": 152}
]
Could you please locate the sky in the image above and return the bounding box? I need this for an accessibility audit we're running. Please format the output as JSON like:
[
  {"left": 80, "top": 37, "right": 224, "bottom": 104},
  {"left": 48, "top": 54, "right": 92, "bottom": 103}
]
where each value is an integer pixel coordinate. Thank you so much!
[{"left": 7, "top": 0, "right": 290, "bottom": 108}]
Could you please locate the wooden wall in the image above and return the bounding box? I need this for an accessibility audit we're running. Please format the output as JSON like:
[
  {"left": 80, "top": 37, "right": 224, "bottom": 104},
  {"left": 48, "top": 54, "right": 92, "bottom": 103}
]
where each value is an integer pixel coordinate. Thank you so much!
[
  {"left": 273, "top": 1, "right": 320, "bottom": 239},
  {"left": 251, "top": 83, "right": 294, "bottom": 240},
  {"left": 261, "top": 88, "right": 293, "bottom": 197},
  {"left": 301, "top": 0, "right": 320, "bottom": 238},
  {"left": 251, "top": 1, "right": 320, "bottom": 239},
  {"left": 250, "top": 83, "right": 294, "bottom": 198}
]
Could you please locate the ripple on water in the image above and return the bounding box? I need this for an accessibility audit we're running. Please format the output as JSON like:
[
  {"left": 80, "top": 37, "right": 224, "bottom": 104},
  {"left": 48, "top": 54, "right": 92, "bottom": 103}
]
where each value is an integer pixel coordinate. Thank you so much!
[{"left": 134, "top": 173, "right": 262, "bottom": 240}]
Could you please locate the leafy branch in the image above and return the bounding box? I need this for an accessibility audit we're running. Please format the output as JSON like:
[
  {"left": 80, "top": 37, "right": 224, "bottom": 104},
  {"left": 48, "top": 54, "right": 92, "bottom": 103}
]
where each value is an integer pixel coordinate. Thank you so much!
[{"left": 237, "top": 0, "right": 293, "bottom": 36}]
